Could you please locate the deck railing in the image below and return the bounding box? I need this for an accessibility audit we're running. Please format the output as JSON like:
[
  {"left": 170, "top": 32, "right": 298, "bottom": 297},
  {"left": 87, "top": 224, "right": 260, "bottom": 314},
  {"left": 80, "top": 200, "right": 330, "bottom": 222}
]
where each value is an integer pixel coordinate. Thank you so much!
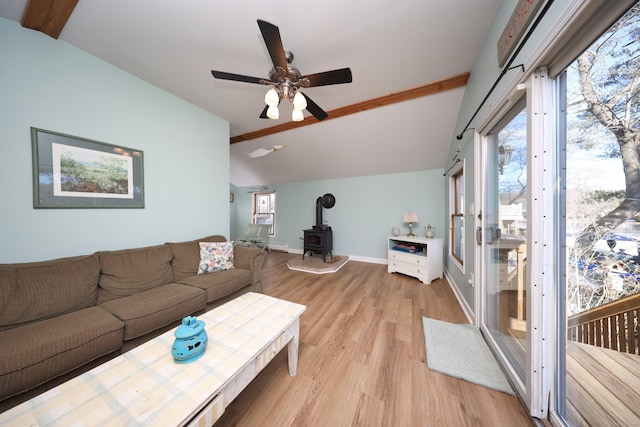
[{"left": 567, "top": 292, "right": 639, "bottom": 355}]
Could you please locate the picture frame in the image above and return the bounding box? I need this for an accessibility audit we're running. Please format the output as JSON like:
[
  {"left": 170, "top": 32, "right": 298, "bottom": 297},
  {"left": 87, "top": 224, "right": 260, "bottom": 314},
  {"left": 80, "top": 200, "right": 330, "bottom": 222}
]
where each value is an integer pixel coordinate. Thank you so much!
[{"left": 31, "top": 127, "right": 144, "bottom": 208}]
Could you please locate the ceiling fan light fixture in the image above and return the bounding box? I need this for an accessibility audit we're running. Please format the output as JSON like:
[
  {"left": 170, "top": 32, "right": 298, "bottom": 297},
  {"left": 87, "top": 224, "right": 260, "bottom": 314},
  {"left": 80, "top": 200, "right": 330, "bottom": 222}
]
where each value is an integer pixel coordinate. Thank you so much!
[
  {"left": 265, "top": 88, "right": 280, "bottom": 107},
  {"left": 211, "top": 20, "right": 352, "bottom": 123},
  {"left": 291, "top": 108, "right": 304, "bottom": 122},
  {"left": 267, "top": 105, "right": 279, "bottom": 120},
  {"left": 293, "top": 91, "right": 307, "bottom": 110}
]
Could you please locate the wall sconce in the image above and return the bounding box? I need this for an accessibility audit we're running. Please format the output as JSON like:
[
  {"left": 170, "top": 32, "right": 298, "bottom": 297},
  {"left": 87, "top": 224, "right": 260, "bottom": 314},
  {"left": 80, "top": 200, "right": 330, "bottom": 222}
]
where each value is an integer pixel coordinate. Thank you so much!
[
  {"left": 403, "top": 212, "right": 419, "bottom": 237},
  {"left": 498, "top": 144, "right": 513, "bottom": 175}
]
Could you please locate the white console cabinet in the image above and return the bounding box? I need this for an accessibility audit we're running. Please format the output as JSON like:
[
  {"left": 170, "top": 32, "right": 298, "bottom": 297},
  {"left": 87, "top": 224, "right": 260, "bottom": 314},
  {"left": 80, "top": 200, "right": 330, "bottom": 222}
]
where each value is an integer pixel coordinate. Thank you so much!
[{"left": 387, "top": 236, "right": 443, "bottom": 284}]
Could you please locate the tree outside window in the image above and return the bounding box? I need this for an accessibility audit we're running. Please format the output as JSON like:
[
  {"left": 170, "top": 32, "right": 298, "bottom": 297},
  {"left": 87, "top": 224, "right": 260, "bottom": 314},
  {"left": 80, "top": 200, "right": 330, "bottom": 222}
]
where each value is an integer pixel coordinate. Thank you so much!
[{"left": 566, "top": 4, "right": 640, "bottom": 314}]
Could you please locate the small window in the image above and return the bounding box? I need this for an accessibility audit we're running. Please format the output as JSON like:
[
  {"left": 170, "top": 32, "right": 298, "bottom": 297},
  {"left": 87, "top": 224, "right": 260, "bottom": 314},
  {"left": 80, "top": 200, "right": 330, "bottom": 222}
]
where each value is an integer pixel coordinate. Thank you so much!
[
  {"left": 252, "top": 192, "right": 275, "bottom": 235},
  {"left": 451, "top": 166, "right": 464, "bottom": 266}
]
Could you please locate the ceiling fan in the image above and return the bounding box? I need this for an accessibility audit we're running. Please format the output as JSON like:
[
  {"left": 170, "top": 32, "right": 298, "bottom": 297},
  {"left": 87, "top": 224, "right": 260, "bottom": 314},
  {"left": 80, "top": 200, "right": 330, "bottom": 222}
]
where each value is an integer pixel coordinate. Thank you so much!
[{"left": 211, "top": 19, "right": 353, "bottom": 122}]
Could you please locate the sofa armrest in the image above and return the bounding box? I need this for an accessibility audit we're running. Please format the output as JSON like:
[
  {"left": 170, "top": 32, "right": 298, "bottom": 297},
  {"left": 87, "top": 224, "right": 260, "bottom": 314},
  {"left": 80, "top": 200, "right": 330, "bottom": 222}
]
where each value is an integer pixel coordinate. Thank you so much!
[{"left": 233, "top": 246, "right": 267, "bottom": 283}]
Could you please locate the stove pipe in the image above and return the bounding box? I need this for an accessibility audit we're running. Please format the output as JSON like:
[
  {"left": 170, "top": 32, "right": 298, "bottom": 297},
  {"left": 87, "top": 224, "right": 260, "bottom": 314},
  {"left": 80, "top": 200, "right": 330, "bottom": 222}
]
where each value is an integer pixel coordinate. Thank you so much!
[
  {"left": 314, "top": 193, "right": 335, "bottom": 230},
  {"left": 315, "top": 197, "right": 323, "bottom": 229}
]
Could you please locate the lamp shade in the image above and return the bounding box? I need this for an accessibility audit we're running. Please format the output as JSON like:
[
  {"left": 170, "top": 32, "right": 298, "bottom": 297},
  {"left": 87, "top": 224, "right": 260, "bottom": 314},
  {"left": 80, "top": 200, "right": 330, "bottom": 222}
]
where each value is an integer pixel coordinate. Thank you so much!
[
  {"left": 403, "top": 212, "right": 419, "bottom": 223},
  {"left": 291, "top": 109, "right": 304, "bottom": 122},
  {"left": 265, "top": 88, "right": 280, "bottom": 107},
  {"left": 293, "top": 91, "right": 307, "bottom": 110},
  {"left": 267, "top": 105, "right": 279, "bottom": 120}
]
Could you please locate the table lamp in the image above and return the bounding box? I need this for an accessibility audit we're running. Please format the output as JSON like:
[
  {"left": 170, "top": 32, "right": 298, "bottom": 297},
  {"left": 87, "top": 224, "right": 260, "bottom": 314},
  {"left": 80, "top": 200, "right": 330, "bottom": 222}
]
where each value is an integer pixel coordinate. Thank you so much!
[{"left": 403, "top": 212, "right": 419, "bottom": 237}]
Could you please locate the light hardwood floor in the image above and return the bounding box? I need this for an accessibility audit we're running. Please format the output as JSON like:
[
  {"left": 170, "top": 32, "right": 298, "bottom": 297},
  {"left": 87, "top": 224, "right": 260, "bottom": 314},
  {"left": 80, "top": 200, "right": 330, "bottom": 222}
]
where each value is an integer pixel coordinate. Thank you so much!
[{"left": 215, "top": 252, "right": 533, "bottom": 426}]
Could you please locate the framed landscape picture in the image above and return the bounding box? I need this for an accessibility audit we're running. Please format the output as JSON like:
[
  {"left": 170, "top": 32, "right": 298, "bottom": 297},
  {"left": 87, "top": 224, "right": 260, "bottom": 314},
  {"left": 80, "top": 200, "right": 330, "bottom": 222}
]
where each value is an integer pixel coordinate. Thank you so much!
[{"left": 31, "top": 128, "right": 144, "bottom": 208}]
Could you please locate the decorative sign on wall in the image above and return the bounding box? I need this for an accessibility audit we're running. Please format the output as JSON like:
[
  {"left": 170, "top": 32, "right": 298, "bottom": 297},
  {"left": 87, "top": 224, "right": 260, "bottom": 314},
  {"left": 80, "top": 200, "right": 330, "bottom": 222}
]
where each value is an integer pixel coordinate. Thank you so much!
[{"left": 497, "top": 0, "right": 544, "bottom": 67}]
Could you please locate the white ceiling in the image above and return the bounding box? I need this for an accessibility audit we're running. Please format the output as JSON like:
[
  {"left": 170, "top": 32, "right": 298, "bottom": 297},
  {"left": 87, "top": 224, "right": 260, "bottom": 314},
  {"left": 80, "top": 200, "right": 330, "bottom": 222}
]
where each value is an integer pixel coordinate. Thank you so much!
[{"left": 0, "top": 0, "right": 499, "bottom": 187}]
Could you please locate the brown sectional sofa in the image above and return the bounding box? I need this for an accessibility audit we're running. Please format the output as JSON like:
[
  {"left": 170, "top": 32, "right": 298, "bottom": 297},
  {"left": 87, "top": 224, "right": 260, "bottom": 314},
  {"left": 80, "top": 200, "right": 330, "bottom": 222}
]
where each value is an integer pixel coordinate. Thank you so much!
[{"left": 0, "top": 235, "right": 267, "bottom": 412}]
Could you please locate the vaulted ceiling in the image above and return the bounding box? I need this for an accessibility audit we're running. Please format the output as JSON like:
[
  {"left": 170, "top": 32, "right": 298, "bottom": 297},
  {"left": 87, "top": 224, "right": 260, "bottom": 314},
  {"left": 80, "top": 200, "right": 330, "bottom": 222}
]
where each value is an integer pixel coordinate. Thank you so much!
[{"left": 0, "top": 0, "right": 500, "bottom": 186}]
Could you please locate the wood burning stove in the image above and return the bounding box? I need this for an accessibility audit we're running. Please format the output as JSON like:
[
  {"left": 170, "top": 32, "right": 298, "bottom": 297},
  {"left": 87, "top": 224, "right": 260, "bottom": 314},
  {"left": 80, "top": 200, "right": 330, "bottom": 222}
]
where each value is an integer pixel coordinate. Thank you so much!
[
  {"left": 302, "top": 193, "right": 335, "bottom": 262},
  {"left": 303, "top": 228, "right": 333, "bottom": 262}
]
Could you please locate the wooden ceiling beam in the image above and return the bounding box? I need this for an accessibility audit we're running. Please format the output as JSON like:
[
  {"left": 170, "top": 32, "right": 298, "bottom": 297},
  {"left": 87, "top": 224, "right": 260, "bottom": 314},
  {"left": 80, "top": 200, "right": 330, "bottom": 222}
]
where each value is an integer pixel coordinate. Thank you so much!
[
  {"left": 230, "top": 72, "right": 470, "bottom": 144},
  {"left": 21, "top": 0, "right": 79, "bottom": 39}
]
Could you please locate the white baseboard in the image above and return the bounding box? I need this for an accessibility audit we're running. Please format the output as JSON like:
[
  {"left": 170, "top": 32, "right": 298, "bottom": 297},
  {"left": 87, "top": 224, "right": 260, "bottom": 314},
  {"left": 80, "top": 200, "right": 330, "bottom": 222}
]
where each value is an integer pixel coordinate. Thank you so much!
[
  {"left": 348, "top": 255, "right": 386, "bottom": 264},
  {"left": 267, "top": 242, "right": 289, "bottom": 251},
  {"left": 443, "top": 269, "right": 475, "bottom": 325}
]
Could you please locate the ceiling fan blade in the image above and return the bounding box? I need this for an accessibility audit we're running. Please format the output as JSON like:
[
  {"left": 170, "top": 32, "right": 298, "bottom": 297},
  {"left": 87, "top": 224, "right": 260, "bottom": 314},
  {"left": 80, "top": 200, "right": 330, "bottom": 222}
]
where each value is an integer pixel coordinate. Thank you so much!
[
  {"left": 257, "top": 19, "right": 288, "bottom": 71},
  {"left": 259, "top": 105, "right": 269, "bottom": 119},
  {"left": 302, "top": 68, "right": 353, "bottom": 87},
  {"left": 211, "top": 70, "right": 269, "bottom": 85},
  {"left": 302, "top": 93, "right": 329, "bottom": 121}
]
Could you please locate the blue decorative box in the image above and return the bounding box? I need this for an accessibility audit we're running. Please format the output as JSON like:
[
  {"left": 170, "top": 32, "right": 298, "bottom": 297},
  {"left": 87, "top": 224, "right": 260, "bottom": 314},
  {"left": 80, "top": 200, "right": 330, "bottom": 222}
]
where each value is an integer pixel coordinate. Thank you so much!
[{"left": 172, "top": 316, "right": 208, "bottom": 364}]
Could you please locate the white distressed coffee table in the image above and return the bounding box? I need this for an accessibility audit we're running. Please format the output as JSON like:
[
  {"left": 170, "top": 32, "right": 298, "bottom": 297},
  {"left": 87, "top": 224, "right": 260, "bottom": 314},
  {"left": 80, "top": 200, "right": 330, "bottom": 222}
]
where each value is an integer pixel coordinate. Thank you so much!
[{"left": 0, "top": 292, "right": 306, "bottom": 426}]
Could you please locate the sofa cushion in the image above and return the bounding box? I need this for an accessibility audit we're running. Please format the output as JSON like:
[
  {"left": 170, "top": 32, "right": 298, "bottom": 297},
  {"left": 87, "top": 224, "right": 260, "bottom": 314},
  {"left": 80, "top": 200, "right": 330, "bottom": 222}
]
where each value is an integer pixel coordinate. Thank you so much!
[
  {"left": 0, "top": 306, "right": 123, "bottom": 400},
  {"left": 177, "top": 268, "right": 252, "bottom": 304},
  {"left": 99, "top": 283, "right": 206, "bottom": 341},
  {"left": 0, "top": 254, "right": 100, "bottom": 331},
  {"left": 197, "top": 241, "right": 234, "bottom": 274},
  {"left": 98, "top": 244, "right": 174, "bottom": 303},
  {"left": 167, "top": 235, "right": 226, "bottom": 281}
]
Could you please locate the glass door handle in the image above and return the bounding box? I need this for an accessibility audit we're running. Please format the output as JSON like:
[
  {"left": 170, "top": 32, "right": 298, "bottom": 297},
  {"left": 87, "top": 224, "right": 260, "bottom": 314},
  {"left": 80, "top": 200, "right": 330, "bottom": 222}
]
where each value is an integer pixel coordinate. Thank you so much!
[{"left": 478, "top": 226, "right": 501, "bottom": 245}]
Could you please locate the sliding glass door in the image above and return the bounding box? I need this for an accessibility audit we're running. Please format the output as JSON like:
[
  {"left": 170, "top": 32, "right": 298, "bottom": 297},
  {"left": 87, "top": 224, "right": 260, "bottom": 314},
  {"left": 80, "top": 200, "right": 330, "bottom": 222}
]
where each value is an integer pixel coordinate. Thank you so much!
[
  {"left": 473, "top": 2, "right": 639, "bottom": 422},
  {"left": 560, "top": 4, "right": 640, "bottom": 425},
  {"left": 481, "top": 100, "right": 528, "bottom": 388}
]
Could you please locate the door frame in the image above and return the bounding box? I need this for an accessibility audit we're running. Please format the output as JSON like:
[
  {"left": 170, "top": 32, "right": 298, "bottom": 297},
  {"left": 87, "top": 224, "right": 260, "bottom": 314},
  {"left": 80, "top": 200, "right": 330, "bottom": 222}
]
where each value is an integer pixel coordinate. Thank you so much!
[{"left": 473, "top": 68, "right": 555, "bottom": 418}]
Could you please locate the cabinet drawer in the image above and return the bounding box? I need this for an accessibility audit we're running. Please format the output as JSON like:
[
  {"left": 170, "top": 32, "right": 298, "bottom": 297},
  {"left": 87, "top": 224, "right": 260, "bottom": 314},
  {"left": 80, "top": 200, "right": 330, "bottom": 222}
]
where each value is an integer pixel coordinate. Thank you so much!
[
  {"left": 388, "top": 250, "right": 427, "bottom": 266},
  {"left": 388, "top": 260, "right": 428, "bottom": 278}
]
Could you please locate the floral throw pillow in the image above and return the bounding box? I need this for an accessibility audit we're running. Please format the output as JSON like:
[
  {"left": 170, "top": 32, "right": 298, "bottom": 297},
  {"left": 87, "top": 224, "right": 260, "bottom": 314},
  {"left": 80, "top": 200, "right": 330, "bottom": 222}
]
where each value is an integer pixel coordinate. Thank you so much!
[{"left": 197, "top": 241, "right": 234, "bottom": 274}]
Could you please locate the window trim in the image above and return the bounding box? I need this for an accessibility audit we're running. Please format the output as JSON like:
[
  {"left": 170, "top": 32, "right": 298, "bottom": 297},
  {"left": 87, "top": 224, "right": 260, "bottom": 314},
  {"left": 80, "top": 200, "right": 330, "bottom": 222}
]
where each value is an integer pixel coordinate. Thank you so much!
[
  {"left": 449, "top": 160, "right": 465, "bottom": 271},
  {"left": 251, "top": 191, "right": 276, "bottom": 236}
]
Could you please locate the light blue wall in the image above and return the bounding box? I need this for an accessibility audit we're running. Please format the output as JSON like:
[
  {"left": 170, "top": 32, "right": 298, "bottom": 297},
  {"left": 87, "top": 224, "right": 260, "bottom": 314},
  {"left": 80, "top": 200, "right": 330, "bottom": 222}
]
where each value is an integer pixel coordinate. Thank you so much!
[
  {"left": 232, "top": 170, "right": 444, "bottom": 260},
  {"left": 0, "top": 18, "right": 230, "bottom": 262},
  {"left": 444, "top": 0, "right": 576, "bottom": 311},
  {"left": 230, "top": 183, "right": 239, "bottom": 239}
]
